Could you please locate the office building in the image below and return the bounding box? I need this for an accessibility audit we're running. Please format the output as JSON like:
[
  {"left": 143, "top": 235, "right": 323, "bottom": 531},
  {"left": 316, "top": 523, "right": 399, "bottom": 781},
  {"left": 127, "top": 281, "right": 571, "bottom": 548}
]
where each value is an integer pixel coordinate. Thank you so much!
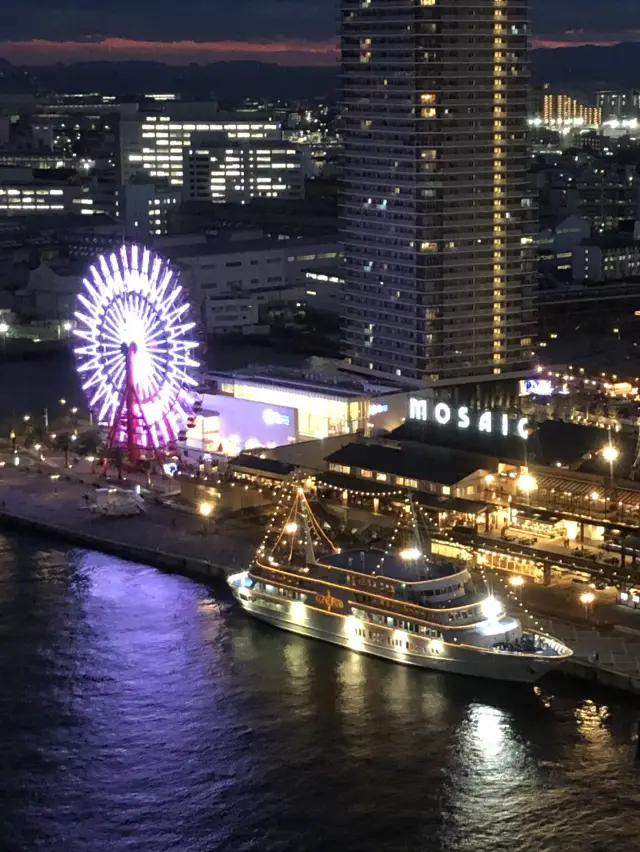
[
  {"left": 183, "top": 138, "right": 306, "bottom": 203},
  {"left": 115, "top": 181, "right": 181, "bottom": 240},
  {"left": 340, "top": 0, "right": 536, "bottom": 383},
  {"left": 595, "top": 90, "right": 631, "bottom": 121},
  {"left": 0, "top": 181, "right": 91, "bottom": 215},
  {"left": 160, "top": 232, "right": 340, "bottom": 335},
  {"left": 120, "top": 113, "right": 281, "bottom": 185}
]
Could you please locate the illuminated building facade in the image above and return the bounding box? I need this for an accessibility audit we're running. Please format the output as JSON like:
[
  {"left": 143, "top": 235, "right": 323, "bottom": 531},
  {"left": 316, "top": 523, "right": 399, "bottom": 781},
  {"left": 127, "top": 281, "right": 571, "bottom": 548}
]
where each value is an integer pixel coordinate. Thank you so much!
[
  {"left": 184, "top": 138, "right": 306, "bottom": 203},
  {"left": 542, "top": 94, "right": 601, "bottom": 128},
  {"left": 120, "top": 114, "right": 281, "bottom": 185},
  {"left": 115, "top": 181, "right": 181, "bottom": 239},
  {"left": 0, "top": 183, "right": 96, "bottom": 215},
  {"left": 340, "top": 0, "right": 537, "bottom": 382}
]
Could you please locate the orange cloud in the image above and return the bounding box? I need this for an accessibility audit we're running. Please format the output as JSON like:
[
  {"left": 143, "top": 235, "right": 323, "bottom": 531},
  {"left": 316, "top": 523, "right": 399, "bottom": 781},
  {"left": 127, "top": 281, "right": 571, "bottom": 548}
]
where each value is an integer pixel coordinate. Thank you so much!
[
  {"left": 532, "top": 30, "right": 640, "bottom": 48},
  {"left": 1, "top": 32, "right": 638, "bottom": 66},
  {"left": 0, "top": 36, "right": 339, "bottom": 66}
]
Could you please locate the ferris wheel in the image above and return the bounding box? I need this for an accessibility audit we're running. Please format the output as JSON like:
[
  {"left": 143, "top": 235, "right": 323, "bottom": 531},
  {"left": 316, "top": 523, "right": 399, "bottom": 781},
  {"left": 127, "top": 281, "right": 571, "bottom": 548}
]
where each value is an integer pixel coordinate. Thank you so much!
[{"left": 73, "top": 244, "right": 199, "bottom": 463}]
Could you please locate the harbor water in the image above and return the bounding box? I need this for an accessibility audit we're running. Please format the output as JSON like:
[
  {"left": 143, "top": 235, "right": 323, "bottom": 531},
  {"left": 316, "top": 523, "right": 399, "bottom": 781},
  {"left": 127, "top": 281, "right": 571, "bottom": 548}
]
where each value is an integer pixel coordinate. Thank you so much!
[{"left": 0, "top": 532, "right": 639, "bottom": 852}]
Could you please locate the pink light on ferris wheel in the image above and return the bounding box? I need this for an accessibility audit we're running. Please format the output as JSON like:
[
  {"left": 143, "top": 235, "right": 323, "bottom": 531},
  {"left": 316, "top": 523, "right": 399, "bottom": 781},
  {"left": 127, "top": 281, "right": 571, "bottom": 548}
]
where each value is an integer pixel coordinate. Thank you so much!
[{"left": 73, "top": 244, "right": 199, "bottom": 460}]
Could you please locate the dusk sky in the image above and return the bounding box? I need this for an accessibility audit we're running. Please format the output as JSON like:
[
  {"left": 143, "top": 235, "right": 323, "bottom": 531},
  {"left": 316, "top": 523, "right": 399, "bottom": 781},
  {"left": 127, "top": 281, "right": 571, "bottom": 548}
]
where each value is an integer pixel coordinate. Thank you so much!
[{"left": 0, "top": 0, "right": 637, "bottom": 65}]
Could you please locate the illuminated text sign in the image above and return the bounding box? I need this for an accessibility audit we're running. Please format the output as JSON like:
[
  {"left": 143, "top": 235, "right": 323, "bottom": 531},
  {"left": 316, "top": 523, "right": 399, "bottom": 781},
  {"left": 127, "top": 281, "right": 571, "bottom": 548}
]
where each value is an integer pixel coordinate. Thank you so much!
[
  {"left": 263, "top": 408, "right": 291, "bottom": 427},
  {"left": 316, "top": 593, "right": 344, "bottom": 611},
  {"left": 520, "top": 379, "right": 553, "bottom": 397},
  {"left": 408, "top": 398, "right": 529, "bottom": 440},
  {"left": 369, "top": 403, "right": 389, "bottom": 416}
]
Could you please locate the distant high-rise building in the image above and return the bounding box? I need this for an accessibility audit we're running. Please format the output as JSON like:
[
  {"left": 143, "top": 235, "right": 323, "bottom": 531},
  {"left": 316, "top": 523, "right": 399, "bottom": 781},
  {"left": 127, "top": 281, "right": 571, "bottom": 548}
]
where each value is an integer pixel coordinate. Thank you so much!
[
  {"left": 595, "top": 90, "right": 631, "bottom": 121},
  {"left": 542, "top": 94, "right": 601, "bottom": 127},
  {"left": 183, "top": 137, "right": 307, "bottom": 204},
  {"left": 340, "top": 0, "right": 536, "bottom": 382},
  {"left": 119, "top": 113, "right": 281, "bottom": 186}
]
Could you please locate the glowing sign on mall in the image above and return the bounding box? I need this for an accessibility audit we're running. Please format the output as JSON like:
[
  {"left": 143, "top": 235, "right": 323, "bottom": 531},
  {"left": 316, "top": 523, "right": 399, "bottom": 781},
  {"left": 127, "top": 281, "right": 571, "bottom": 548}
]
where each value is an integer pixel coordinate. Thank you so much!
[
  {"left": 408, "top": 398, "right": 529, "bottom": 440},
  {"left": 520, "top": 379, "right": 553, "bottom": 397},
  {"left": 369, "top": 403, "right": 389, "bottom": 416},
  {"left": 263, "top": 408, "right": 291, "bottom": 427}
]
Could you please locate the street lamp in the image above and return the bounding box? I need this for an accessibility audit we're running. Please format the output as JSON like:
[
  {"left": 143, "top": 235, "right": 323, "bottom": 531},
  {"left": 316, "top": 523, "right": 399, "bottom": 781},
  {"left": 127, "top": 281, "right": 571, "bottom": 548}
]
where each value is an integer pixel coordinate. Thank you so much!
[
  {"left": 602, "top": 440, "right": 619, "bottom": 518},
  {"left": 517, "top": 469, "right": 537, "bottom": 496},
  {"left": 0, "top": 320, "right": 8, "bottom": 350},
  {"left": 580, "top": 590, "right": 595, "bottom": 621},
  {"left": 509, "top": 574, "right": 524, "bottom": 599},
  {"left": 199, "top": 501, "right": 212, "bottom": 533}
]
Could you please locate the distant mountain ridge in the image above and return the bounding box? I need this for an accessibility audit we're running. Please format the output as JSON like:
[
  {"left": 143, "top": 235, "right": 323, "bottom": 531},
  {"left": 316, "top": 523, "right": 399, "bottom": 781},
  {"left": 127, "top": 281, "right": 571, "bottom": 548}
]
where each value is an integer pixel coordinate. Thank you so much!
[{"left": 0, "top": 42, "right": 639, "bottom": 100}]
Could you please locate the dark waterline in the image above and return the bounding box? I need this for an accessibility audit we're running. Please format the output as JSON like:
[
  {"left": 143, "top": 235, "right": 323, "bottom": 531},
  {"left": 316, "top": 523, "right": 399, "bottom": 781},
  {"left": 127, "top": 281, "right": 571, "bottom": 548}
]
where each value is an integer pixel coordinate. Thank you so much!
[{"left": 0, "top": 532, "right": 639, "bottom": 852}]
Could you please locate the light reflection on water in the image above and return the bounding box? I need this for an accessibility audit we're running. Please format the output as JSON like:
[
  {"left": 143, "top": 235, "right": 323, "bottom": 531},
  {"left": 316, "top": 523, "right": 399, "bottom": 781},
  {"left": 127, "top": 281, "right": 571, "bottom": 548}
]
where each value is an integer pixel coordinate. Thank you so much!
[{"left": 0, "top": 535, "right": 638, "bottom": 852}]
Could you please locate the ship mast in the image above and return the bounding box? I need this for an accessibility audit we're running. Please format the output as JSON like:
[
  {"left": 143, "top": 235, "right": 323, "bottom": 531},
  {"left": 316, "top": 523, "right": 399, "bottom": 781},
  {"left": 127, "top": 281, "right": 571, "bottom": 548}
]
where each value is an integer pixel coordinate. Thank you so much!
[
  {"left": 256, "top": 478, "right": 338, "bottom": 569},
  {"left": 407, "top": 492, "right": 432, "bottom": 579},
  {"left": 297, "top": 486, "right": 318, "bottom": 564}
]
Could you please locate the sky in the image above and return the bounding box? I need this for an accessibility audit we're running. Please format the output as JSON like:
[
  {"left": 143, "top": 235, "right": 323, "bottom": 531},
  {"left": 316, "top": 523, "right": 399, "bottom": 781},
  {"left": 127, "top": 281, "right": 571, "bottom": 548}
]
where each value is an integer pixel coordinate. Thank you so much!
[{"left": 0, "top": 0, "right": 638, "bottom": 66}]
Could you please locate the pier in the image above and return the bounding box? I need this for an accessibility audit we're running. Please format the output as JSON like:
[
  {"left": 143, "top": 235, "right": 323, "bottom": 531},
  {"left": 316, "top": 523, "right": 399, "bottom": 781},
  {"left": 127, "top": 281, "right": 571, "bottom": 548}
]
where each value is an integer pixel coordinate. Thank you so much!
[
  {"left": 2, "top": 451, "right": 640, "bottom": 696},
  {"left": 0, "top": 455, "right": 255, "bottom": 582}
]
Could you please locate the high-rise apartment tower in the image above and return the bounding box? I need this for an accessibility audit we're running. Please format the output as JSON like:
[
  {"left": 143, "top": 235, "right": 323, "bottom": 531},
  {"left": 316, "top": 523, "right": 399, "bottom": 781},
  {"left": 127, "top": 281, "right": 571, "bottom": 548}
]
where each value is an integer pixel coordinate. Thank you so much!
[{"left": 340, "top": 0, "right": 536, "bottom": 382}]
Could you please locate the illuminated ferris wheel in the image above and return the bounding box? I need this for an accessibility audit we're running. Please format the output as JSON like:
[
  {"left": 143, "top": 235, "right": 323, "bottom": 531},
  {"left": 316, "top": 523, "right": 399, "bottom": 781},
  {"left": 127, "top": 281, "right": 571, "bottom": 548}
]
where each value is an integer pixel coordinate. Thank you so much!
[{"left": 73, "top": 244, "right": 199, "bottom": 463}]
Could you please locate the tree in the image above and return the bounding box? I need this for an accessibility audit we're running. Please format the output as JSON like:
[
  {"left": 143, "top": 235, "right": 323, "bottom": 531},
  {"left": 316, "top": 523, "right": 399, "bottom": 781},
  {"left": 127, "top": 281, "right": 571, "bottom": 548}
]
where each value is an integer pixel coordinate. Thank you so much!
[
  {"left": 75, "top": 427, "right": 104, "bottom": 458},
  {"left": 53, "top": 432, "right": 73, "bottom": 468},
  {"left": 106, "top": 446, "right": 125, "bottom": 480}
]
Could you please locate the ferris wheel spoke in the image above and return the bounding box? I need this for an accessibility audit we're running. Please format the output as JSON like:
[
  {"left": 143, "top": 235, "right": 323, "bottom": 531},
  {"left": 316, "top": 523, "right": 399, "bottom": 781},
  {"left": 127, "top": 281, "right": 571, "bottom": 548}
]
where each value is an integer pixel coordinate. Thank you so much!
[{"left": 77, "top": 292, "right": 102, "bottom": 319}]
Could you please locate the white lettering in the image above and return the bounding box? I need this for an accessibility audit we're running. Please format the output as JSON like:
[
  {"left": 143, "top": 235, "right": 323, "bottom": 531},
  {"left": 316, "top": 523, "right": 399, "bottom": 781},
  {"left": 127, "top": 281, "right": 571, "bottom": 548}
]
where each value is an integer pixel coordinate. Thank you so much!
[
  {"left": 434, "top": 402, "right": 451, "bottom": 425},
  {"left": 409, "top": 398, "right": 427, "bottom": 421},
  {"left": 478, "top": 411, "right": 493, "bottom": 433},
  {"left": 407, "top": 399, "right": 529, "bottom": 440},
  {"left": 457, "top": 406, "right": 470, "bottom": 429}
]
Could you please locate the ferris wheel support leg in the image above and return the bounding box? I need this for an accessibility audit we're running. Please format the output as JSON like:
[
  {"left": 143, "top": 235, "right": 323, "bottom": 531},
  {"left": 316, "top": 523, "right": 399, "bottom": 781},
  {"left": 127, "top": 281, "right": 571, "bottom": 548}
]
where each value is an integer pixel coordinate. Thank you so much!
[
  {"left": 125, "top": 344, "right": 140, "bottom": 467},
  {"left": 129, "top": 382, "right": 158, "bottom": 467}
]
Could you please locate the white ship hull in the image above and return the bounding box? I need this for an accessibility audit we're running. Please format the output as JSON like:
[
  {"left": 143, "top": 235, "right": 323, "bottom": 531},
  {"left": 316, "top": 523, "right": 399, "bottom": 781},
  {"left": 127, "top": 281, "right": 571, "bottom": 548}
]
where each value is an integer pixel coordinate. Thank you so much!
[{"left": 232, "top": 586, "right": 566, "bottom": 684}]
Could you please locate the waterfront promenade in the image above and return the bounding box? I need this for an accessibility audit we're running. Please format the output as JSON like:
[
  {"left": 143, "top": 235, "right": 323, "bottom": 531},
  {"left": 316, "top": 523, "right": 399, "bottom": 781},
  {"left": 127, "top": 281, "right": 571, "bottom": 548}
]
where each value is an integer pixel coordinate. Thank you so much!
[
  {"left": 484, "top": 567, "right": 640, "bottom": 693},
  {"left": 4, "top": 450, "right": 640, "bottom": 694},
  {"left": 0, "top": 458, "right": 256, "bottom": 580}
]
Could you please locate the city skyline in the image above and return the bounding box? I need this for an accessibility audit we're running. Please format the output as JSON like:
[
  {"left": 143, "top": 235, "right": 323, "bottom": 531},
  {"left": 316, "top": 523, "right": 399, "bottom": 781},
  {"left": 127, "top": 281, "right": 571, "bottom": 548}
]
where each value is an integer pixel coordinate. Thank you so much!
[{"left": 0, "top": 0, "right": 637, "bottom": 66}]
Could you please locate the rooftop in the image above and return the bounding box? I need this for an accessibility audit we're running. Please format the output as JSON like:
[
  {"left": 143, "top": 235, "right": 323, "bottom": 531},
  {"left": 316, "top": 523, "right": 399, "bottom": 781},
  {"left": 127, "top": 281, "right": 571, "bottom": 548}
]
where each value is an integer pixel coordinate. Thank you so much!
[
  {"left": 326, "top": 440, "right": 487, "bottom": 486},
  {"left": 206, "top": 365, "right": 397, "bottom": 399},
  {"left": 165, "top": 233, "right": 338, "bottom": 261}
]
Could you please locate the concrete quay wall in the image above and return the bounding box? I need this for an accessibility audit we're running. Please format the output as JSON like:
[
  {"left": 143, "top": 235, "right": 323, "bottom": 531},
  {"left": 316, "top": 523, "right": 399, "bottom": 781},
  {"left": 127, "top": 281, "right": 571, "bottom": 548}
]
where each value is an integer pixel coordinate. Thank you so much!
[
  {"left": 0, "top": 508, "right": 227, "bottom": 583},
  {"left": 560, "top": 658, "right": 640, "bottom": 696}
]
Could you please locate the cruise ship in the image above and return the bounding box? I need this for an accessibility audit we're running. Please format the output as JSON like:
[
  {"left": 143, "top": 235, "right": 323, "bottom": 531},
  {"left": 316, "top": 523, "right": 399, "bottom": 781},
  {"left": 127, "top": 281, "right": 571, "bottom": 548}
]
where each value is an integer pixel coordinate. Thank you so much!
[{"left": 228, "top": 485, "right": 572, "bottom": 683}]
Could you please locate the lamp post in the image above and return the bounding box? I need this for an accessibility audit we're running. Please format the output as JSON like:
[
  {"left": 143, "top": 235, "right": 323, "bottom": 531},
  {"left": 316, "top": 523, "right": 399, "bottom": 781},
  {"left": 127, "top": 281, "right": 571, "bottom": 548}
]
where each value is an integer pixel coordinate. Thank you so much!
[
  {"left": 602, "top": 440, "right": 618, "bottom": 519},
  {"left": 509, "top": 574, "right": 525, "bottom": 600},
  {"left": 517, "top": 468, "right": 537, "bottom": 509},
  {"left": 0, "top": 321, "right": 8, "bottom": 351},
  {"left": 580, "top": 590, "right": 595, "bottom": 622},
  {"left": 199, "top": 501, "right": 212, "bottom": 534}
]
